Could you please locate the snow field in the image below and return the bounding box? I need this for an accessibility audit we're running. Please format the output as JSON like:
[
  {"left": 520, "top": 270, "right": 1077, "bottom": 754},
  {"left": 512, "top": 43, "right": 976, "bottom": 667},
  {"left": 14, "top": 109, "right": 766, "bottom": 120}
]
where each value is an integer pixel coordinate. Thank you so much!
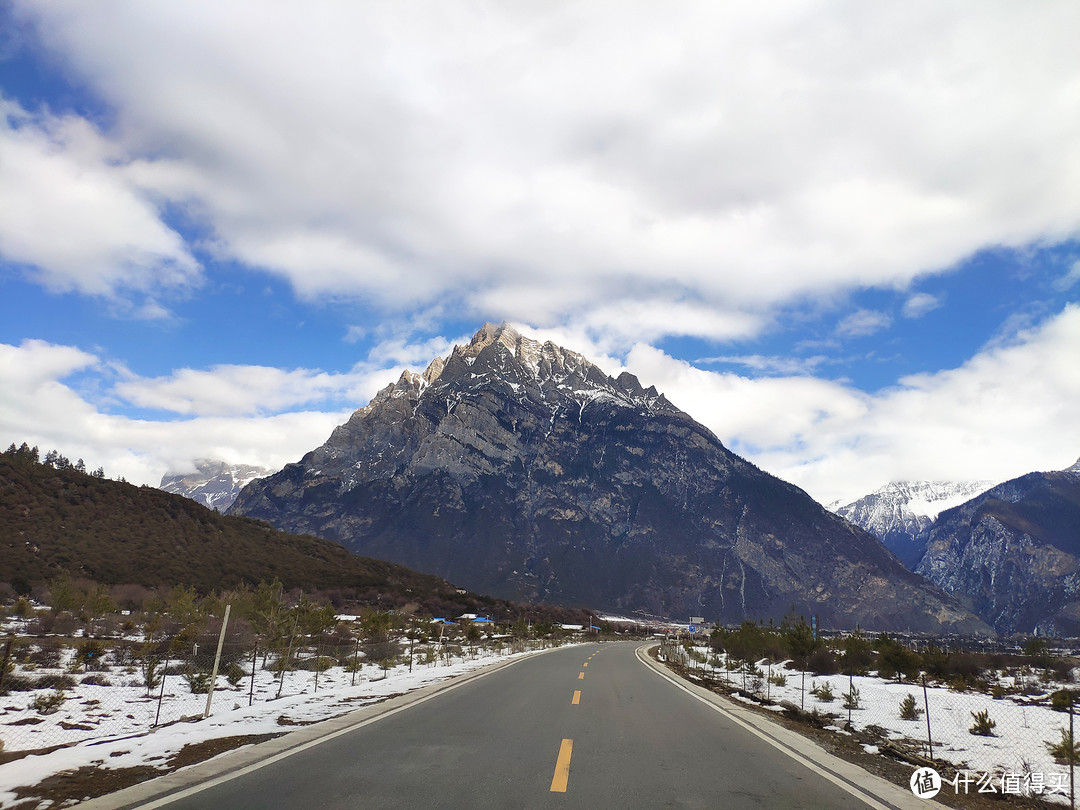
[
  {"left": 667, "top": 645, "right": 1080, "bottom": 806},
  {"left": 0, "top": 639, "right": 569, "bottom": 808}
]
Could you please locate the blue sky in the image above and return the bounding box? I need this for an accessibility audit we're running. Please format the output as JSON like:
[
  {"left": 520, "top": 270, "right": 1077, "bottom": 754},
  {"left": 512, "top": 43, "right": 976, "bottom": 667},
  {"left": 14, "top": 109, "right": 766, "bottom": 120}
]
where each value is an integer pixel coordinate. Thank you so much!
[{"left": 2, "top": 2, "right": 1079, "bottom": 505}]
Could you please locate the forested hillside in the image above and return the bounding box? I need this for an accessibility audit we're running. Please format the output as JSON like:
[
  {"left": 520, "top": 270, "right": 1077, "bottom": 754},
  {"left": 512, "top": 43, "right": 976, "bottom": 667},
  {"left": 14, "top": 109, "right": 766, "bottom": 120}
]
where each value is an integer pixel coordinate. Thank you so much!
[{"left": 0, "top": 444, "right": 591, "bottom": 623}]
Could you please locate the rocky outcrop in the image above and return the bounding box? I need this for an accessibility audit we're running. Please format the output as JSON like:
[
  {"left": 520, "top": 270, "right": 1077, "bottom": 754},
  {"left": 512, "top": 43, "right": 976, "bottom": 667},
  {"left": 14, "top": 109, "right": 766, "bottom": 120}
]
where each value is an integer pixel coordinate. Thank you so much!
[
  {"left": 916, "top": 466, "right": 1080, "bottom": 635},
  {"left": 230, "top": 323, "right": 988, "bottom": 633}
]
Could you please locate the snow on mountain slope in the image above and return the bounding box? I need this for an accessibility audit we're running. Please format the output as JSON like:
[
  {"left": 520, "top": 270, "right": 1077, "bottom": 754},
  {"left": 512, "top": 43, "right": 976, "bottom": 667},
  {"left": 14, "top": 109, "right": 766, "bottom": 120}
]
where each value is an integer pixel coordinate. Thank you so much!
[
  {"left": 159, "top": 459, "right": 272, "bottom": 511},
  {"left": 829, "top": 480, "right": 993, "bottom": 569}
]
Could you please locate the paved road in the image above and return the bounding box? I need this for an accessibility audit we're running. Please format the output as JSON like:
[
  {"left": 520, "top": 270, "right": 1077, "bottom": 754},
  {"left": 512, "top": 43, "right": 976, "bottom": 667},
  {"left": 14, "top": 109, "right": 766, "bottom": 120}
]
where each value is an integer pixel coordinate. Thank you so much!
[{"left": 150, "top": 642, "right": 898, "bottom": 809}]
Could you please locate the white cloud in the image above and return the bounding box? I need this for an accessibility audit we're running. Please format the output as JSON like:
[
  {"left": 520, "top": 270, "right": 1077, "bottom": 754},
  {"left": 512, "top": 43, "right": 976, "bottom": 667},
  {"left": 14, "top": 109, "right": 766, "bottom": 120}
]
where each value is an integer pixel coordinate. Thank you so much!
[
  {"left": 11, "top": 2, "right": 1080, "bottom": 338},
  {"left": 0, "top": 96, "right": 199, "bottom": 302},
  {"left": 0, "top": 339, "right": 363, "bottom": 484},
  {"left": 902, "top": 292, "right": 944, "bottom": 319},
  {"left": 1053, "top": 260, "right": 1080, "bottom": 292},
  {"left": 622, "top": 305, "right": 1080, "bottom": 505},
  {"left": 836, "top": 309, "right": 892, "bottom": 337},
  {"left": 113, "top": 365, "right": 371, "bottom": 417},
  {"left": 696, "top": 354, "right": 830, "bottom": 376}
]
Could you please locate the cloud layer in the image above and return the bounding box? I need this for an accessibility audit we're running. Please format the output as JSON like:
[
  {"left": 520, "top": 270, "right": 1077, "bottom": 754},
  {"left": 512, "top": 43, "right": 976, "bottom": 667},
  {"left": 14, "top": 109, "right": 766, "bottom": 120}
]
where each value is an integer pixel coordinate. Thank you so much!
[
  {"left": 8, "top": 1, "right": 1080, "bottom": 336},
  {"left": 3, "top": 305, "right": 1078, "bottom": 503},
  {"left": 624, "top": 305, "right": 1080, "bottom": 503}
]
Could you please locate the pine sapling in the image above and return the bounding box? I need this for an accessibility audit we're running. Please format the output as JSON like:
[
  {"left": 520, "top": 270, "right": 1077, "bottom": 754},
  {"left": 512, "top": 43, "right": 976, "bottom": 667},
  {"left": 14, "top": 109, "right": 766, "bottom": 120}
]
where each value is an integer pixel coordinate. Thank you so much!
[
  {"left": 969, "top": 709, "right": 996, "bottom": 736},
  {"left": 899, "top": 693, "right": 924, "bottom": 720},
  {"left": 1046, "top": 729, "right": 1080, "bottom": 766}
]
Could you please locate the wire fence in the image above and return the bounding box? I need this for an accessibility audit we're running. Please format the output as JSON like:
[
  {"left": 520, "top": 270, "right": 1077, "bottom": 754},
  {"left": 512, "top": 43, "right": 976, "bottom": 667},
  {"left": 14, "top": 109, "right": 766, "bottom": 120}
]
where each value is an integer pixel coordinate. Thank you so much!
[
  {"left": 660, "top": 640, "right": 1080, "bottom": 807},
  {"left": 0, "top": 631, "right": 551, "bottom": 756}
]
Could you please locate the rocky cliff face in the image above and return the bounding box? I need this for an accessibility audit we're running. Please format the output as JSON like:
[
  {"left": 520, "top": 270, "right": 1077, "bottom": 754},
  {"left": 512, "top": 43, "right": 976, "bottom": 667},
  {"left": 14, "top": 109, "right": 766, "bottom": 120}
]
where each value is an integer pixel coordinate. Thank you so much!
[
  {"left": 160, "top": 459, "right": 271, "bottom": 511},
  {"left": 916, "top": 462, "right": 1080, "bottom": 635},
  {"left": 230, "top": 323, "right": 987, "bottom": 633},
  {"left": 830, "top": 480, "right": 993, "bottom": 569}
]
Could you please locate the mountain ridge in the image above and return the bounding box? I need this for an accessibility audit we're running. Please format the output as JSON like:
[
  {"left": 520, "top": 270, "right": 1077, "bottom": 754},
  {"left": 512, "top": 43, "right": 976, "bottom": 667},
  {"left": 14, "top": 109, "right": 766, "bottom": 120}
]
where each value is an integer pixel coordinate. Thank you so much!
[
  {"left": 916, "top": 466, "right": 1080, "bottom": 635},
  {"left": 231, "top": 323, "right": 988, "bottom": 633},
  {"left": 830, "top": 480, "right": 993, "bottom": 569}
]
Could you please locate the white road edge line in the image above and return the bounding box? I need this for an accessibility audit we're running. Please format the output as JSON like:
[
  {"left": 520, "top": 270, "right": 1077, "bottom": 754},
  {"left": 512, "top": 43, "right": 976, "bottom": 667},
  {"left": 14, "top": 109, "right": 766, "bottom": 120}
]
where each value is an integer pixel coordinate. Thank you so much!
[{"left": 636, "top": 644, "right": 915, "bottom": 810}]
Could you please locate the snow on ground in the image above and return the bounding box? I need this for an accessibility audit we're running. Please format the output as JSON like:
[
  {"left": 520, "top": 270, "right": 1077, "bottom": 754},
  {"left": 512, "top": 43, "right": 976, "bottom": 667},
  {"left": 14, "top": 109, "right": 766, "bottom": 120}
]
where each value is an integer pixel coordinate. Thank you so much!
[
  {"left": 671, "top": 647, "right": 1079, "bottom": 805},
  {"left": 0, "top": 644, "right": 570, "bottom": 809}
]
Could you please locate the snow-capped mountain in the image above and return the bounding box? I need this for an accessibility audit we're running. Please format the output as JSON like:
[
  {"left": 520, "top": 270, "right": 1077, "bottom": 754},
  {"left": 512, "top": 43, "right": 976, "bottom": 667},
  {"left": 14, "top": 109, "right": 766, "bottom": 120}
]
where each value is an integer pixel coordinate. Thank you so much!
[
  {"left": 159, "top": 459, "right": 272, "bottom": 511},
  {"left": 230, "top": 322, "right": 986, "bottom": 633},
  {"left": 829, "top": 480, "right": 993, "bottom": 569},
  {"left": 916, "top": 459, "right": 1080, "bottom": 635}
]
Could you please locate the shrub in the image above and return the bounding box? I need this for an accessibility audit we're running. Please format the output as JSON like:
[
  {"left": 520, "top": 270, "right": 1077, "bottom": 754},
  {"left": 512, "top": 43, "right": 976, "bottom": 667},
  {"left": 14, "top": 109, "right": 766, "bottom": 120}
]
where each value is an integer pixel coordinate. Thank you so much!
[
  {"left": 184, "top": 668, "right": 212, "bottom": 694},
  {"left": 948, "top": 676, "right": 969, "bottom": 693},
  {"left": 842, "top": 685, "right": 861, "bottom": 710},
  {"left": 1051, "top": 689, "right": 1076, "bottom": 712},
  {"left": 807, "top": 648, "right": 838, "bottom": 675},
  {"left": 768, "top": 671, "right": 787, "bottom": 687},
  {"left": 142, "top": 657, "right": 162, "bottom": 694},
  {"left": 899, "top": 694, "right": 923, "bottom": 720},
  {"left": 31, "top": 689, "right": 66, "bottom": 715},
  {"left": 39, "top": 674, "right": 77, "bottom": 690},
  {"left": 1046, "top": 729, "right": 1080, "bottom": 766},
  {"left": 969, "top": 709, "right": 996, "bottom": 736},
  {"left": 1, "top": 674, "right": 35, "bottom": 692},
  {"left": 811, "top": 682, "right": 835, "bottom": 702},
  {"left": 80, "top": 673, "right": 111, "bottom": 686},
  {"left": 72, "top": 640, "right": 107, "bottom": 672},
  {"left": 225, "top": 662, "right": 246, "bottom": 687},
  {"left": 296, "top": 655, "right": 335, "bottom": 673}
]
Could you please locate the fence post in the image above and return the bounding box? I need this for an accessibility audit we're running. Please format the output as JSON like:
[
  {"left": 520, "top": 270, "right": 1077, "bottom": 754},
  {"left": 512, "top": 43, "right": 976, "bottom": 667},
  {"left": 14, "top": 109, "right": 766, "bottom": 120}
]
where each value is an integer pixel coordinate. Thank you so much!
[
  {"left": 203, "top": 604, "right": 231, "bottom": 718},
  {"left": 0, "top": 637, "right": 14, "bottom": 695},
  {"left": 848, "top": 673, "right": 853, "bottom": 728},
  {"left": 1070, "top": 692, "right": 1075, "bottom": 810},
  {"left": 154, "top": 652, "right": 170, "bottom": 727},
  {"left": 922, "top": 673, "right": 933, "bottom": 761},
  {"left": 800, "top": 663, "right": 806, "bottom": 711},
  {"left": 249, "top": 641, "right": 258, "bottom": 707},
  {"left": 351, "top": 637, "right": 360, "bottom": 686},
  {"left": 277, "top": 615, "right": 298, "bottom": 699}
]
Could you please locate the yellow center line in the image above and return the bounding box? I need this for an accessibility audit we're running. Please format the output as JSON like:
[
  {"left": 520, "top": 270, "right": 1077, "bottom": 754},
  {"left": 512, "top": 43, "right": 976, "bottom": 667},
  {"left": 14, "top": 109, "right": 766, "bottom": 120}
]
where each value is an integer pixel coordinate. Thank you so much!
[
  {"left": 550, "top": 738, "right": 574, "bottom": 793},
  {"left": 572, "top": 690, "right": 581, "bottom": 705},
  {"left": 578, "top": 671, "right": 584, "bottom": 679},
  {"left": 583, "top": 662, "right": 588, "bottom": 667}
]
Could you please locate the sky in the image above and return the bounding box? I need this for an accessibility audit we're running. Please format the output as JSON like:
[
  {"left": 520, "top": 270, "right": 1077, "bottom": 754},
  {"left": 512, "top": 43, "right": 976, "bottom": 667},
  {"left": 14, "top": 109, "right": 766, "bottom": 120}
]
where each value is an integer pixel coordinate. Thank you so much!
[{"left": 1, "top": 1, "right": 1079, "bottom": 506}]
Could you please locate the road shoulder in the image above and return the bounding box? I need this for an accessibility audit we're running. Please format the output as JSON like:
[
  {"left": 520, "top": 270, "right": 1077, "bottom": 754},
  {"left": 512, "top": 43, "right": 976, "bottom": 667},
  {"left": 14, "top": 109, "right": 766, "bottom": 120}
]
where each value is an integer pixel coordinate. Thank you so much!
[{"left": 636, "top": 643, "right": 929, "bottom": 810}]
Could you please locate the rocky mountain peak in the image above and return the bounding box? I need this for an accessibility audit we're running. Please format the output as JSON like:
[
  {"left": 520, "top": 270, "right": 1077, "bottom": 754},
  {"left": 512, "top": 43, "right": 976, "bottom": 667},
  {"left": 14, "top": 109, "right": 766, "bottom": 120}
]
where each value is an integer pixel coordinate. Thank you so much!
[
  {"left": 1064, "top": 457, "right": 1080, "bottom": 475},
  {"left": 229, "top": 323, "right": 988, "bottom": 633},
  {"left": 366, "top": 322, "right": 678, "bottom": 422}
]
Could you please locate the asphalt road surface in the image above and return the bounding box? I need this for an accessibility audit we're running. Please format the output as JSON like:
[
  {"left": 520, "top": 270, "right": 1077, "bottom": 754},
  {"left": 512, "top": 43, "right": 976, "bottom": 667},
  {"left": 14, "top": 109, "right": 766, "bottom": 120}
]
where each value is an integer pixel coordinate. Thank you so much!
[{"left": 147, "top": 641, "right": 903, "bottom": 809}]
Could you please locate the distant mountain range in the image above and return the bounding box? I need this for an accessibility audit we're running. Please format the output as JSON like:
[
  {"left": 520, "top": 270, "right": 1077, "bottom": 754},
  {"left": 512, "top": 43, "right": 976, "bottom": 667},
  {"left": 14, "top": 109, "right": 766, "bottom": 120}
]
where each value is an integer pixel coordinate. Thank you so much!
[
  {"left": 915, "top": 459, "right": 1080, "bottom": 636},
  {"left": 230, "top": 323, "right": 987, "bottom": 634},
  {"left": 159, "top": 459, "right": 272, "bottom": 511},
  {"left": 829, "top": 480, "right": 993, "bottom": 569}
]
